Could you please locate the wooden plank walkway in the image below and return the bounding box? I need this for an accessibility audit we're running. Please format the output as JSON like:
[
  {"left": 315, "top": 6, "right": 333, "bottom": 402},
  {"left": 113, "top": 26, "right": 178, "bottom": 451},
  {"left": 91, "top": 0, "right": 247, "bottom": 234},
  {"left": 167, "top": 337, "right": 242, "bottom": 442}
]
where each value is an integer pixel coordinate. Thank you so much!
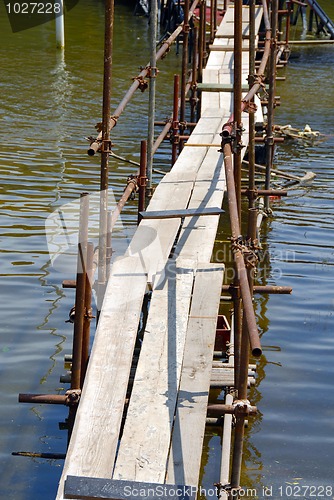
[{"left": 57, "top": 5, "right": 263, "bottom": 499}]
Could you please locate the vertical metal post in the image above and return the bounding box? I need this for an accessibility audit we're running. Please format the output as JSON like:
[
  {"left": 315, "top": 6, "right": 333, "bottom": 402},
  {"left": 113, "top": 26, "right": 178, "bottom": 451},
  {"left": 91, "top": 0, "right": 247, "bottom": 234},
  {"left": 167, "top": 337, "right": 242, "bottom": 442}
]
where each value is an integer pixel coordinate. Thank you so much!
[
  {"left": 55, "top": 0, "right": 65, "bottom": 49},
  {"left": 219, "top": 393, "right": 234, "bottom": 499},
  {"left": 179, "top": 0, "right": 190, "bottom": 153},
  {"left": 231, "top": 0, "right": 252, "bottom": 489},
  {"left": 233, "top": 0, "right": 243, "bottom": 218},
  {"left": 197, "top": 0, "right": 206, "bottom": 121},
  {"left": 231, "top": 252, "right": 255, "bottom": 490},
  {"left": 71, "top": 193, "right": 89, "bottom": 391},
  {"left": 233, "top": 0, "right": 243, "bottom": 396},
  {"left": 233, "top": 291, "right": 242, "bottom": 392},
  {"left": 80, "top": 241, "right": 94, "bottom": 388},
  {"left": 232, "top": 0, "right": 243, "bottom": 405},
  {"left": 172, "top": 74, "right": 180, "bottom": 166},
  {"left": 286, "top": 0, "right": 291, "bottom": 44},
  {"left": 98, "top": 0, "right": 114, "bottom": 315},
  {"left": 138, "top": 140, "right": 147, "bottom": 224},
  {"left": 210, "top": 0, "right": 215, "bottom": 44},
  {"left": 198, "top": 0, "right": 205, "bottom": 83},
  {"left": 308, "top": 8, "right": 314, "bottom": 33},
  {"left": 247, "top": 0, "right": 257, "bottom": 234},
  {"left": 213, "top": 0, "right": 218, "bottom": 37},
  {"left": 190, "top": 26, "right": 198, "bottom": 124},
  {"left": 147, "top": 0, "right": 158, "bottom": 193},
  {"left": 265, "top": 0, "right": 278, "bottom": 212}
]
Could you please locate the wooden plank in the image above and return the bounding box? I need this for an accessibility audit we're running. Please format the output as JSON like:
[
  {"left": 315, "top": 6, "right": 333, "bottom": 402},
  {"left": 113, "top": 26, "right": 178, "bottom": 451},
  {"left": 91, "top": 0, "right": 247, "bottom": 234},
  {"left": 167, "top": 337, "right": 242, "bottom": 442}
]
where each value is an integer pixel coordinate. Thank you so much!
[
  {"left": 174, "top": 143, "right": 226, "bottom": 263},
  {"left": 56, "top": 256, "right": 148, "bottom": 500},
  {"left": 139, "top": 207, "right": 224, "bottom": 219},
  {"left": 166, "top": 264, "right": 224, "bottom": 487},
  {"left": 64, "top": 476, "right": 196, "bottom": 500},
  {"left": 125, "top": 173, "right": 195, "bottom": 284},
  {"left": 113, "top": 258, "right": 195, "bottom": 483}
]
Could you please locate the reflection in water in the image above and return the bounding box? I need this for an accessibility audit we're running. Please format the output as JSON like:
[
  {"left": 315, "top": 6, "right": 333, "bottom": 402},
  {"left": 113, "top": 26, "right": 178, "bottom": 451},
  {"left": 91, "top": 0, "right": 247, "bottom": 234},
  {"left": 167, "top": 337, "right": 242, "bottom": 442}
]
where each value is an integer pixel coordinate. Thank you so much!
[{"left": 37, "top": 261, "right": 67, "bottom": 386}]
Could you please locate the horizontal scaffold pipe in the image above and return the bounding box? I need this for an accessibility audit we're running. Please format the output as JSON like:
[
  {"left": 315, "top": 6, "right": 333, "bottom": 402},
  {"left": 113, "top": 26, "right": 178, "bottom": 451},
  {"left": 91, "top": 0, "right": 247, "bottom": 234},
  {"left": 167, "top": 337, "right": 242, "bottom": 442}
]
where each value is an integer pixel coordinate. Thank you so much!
[{"left": 88, "top": 0, "right": 200, "bottom": 156}]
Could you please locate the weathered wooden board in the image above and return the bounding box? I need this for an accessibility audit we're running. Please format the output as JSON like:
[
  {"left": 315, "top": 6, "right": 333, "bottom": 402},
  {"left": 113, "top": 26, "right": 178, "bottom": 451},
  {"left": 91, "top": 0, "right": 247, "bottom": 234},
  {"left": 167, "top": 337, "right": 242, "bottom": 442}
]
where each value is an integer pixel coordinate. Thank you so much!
[
  {"left": 64, "top": 476, "right": 196, "bottom": 500},
  {"left": 139, "top": 207, "right": 224, "bottom": 219},
  {"left": 125, "top": 173, "right": 194, "bottom": 284},
  {"left": 56, "top": 256, "right": 147, "bottom": 499},
  {"left": 166, "top": 264, "right": 224, "bottom": 487},
  {"left": 216, "top": 5, "right": 263, "bottom": 38},
  {"left": 113, "top": 259, "right": 195, "bottom": 483}
]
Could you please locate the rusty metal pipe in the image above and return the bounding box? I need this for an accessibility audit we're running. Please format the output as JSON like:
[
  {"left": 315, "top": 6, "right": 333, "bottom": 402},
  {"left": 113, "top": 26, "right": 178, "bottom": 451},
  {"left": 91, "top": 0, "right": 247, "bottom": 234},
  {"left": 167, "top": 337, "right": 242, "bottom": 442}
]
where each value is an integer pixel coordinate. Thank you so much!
[
  {"left": 241, "top": 188, "right": 287, "bottom": 197},
  {"left": 265, "top": 0, "right": 279, "bottom": 211},
  {"left": 138, "top": 140, "right": 147, "bottom": 225},
  {"left": 71, "top": 193, "right": 89, "bottom": 391},
  {"left": 234, "top": 0, "right": 243, "bottom": 217},
  {"left": 152, "top": 121, "right": 172, "bottom": 155},
  {"left": 247, "top": 0, "right": 256, "bottom": 219},
  {"left": 180, "top": 0, "right": 190, "bottom": 131},
  {"left": 80, "top": 241, "right": 94, "bottom": 388},
  {"left": 109, "top": 179, "right": 138, "bottom": 232},
  {"left": 190, "top": 26, "right": 198, "bottom": 123},
  {"left": 172, "top": 74, "right": 180, "bottom": 165},
  {"left": 19, "top": 394, "right": 68, "bottom": 405},
  {"left": 87, "top": 0, "right": 200, "bottom": 156},
  {"left": 221, "top": 0, "right": 271, "bottom": 139},
  {"left": 147, "top": 0, "right": 158, "bottom": 192},
  {"left": 221, "top": 285, "right": 292, "bottom": 295},
  {"left": 198, "top": 0, "right": 205, "bottom": 83},
  {"left": 12, "top": 451, "right": 66, "bottom": 460},
  {"left": 97, "top": 0, "right": 114, "bottom": 315},
  {"left": 207, "top": 403, "right": 257, "bottom": 417},
  {"left": 223, "top": 144, "right": 262, "bottom": 358}
]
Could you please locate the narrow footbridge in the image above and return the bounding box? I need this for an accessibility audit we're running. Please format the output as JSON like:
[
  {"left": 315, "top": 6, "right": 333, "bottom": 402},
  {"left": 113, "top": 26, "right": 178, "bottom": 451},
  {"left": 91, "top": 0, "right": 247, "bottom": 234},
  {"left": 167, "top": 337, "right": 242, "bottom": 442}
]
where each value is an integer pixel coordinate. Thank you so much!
[{"left": 57, "top": 4, "right": 265, "bottom": 500}]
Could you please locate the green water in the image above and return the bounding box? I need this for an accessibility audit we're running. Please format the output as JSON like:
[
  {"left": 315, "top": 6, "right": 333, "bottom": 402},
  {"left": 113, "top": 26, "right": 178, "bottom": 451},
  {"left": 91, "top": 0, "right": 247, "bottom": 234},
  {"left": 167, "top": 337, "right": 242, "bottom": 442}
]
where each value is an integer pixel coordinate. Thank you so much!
[{"left": 0, "top": 1, "right": 334, "bottom": 499}]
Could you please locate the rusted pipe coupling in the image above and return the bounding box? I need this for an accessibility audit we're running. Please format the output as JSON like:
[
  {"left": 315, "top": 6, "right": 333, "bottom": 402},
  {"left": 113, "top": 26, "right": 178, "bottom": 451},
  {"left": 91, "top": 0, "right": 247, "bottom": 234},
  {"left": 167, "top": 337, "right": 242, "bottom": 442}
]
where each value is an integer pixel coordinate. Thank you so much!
[
  {"left": 233, "top": 399, "right": 254, "bottom": 416},
  {"left": 242, "top": 100, "right": 258, "bottom": 114},
  {"left": 101, "top": 139, "right": 113, "bottom": 153},
  {"left": 266, "top": 135, "right": 275, "bottom": 146},
  {"left": 84, "top": 307, "right": 95, "bottom": 321},
  {"left": 126, "top": 175, "right": 139, "bottom": 200},
  {"left": 147, "top": 66, "right": 159, "bottom": 78},
  {"left": 170, "top": 130, "right": 180, "bottom": 145},
  {"left": 132, "top": 75, "right": 148, "bottom": 92},
  {"left": 137, "top": 174, "right": 148, "bottom": 188},
  {"left": 65, "top": 389, "right": 81, "bottom": 406},
  {"left": 219, "top": 123, "right": 234, "bottom": 151}
]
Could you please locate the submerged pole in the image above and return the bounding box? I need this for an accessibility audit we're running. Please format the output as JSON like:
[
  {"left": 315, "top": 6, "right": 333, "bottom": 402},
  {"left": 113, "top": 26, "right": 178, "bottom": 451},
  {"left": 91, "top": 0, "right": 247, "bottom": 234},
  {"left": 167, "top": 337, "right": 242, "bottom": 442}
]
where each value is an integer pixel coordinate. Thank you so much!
[
  {"left": 55, "top": 0, "right": 65, "bottom": 49},
  {"left": 97, "top": 0, "right": 114, "bottom": 315},
  {"left": 147, "top": 0, "right": 158, "bottom": 193}
]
